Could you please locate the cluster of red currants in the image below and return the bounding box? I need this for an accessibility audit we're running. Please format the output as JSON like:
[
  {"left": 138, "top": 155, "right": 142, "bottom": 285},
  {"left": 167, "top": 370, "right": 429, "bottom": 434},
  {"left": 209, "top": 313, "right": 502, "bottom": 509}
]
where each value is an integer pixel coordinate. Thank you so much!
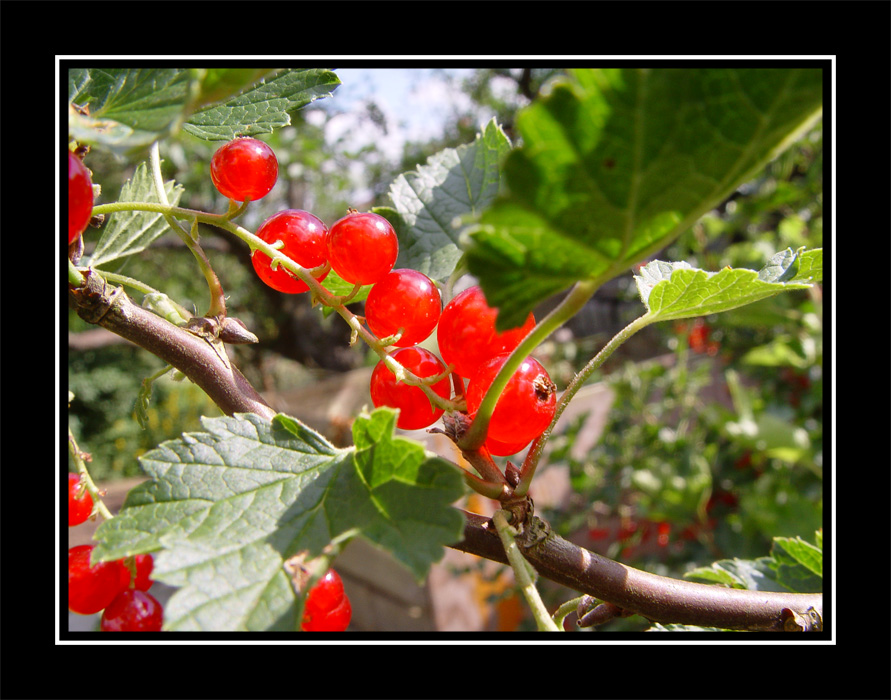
[
  {"left": 208, "top": 137, "right": 558, "bottom": 456},
  {"left": 68, "top": 474, "right": 164, "bottom": 631}
]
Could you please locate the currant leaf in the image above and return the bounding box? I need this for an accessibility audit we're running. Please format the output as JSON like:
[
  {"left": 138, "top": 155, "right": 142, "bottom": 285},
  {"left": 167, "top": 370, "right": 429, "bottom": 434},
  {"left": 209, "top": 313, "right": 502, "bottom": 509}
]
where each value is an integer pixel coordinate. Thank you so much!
[
  {"left": 463, "top": 68, "right": 824, "bottom": 330},
  {"left": 379, "top": 118, "right": 511, "bottom": 285},
  {"left": 183, "top": 69, "right": 341, "bottom": 141},
  {"left": 85, "top": 162, "right": 183, "bottom": 269},
  {"left": 634, "top": 248, "right": 820, "bottom": 322},
  {"left": 91, "top": 410, "right": 465, "bottom": 631},
  {"left": 69, "top": 68, "right": 197, "bottom": 152}
]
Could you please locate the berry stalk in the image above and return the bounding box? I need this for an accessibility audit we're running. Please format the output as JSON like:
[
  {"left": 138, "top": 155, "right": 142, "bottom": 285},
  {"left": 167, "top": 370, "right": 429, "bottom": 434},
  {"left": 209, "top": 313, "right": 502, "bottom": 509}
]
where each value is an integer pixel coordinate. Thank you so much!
[
  {"left": 150, "top": 143, "right": 228, "bottom": 319},
  {"left": 68, "top": 426, "right": 114, "bottom": 521}
]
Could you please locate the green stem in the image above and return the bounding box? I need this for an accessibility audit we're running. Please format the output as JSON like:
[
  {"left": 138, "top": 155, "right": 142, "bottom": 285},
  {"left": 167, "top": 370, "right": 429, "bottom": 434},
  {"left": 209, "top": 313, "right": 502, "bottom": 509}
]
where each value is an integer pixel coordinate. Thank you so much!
[
  {"left": 460, "top": 280, "right": 600, "bottom": 451},
  {"left": 552, "top": 595, "right": 588, "bottom": 629},
  {"left": 68, "top": 258, "right": 85, "bottom": 286},
  {"left": 492, "top": 510, "right": 561, "bottom": 632},
  {"left": 515, "top": 312, "right": 653, "bottom": 497},
  {"left": 149, "top": 142, "right": 227, "bottom": 318}
]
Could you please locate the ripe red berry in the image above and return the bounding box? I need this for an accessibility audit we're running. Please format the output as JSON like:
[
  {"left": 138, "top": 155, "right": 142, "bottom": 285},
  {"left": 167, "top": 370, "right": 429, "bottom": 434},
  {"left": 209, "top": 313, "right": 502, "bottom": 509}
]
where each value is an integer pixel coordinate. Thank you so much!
[
  {"left": 370, "top": 346, "right": 451, "bottom": 430},
  {"left": 365, "top": 269, "right": 441, "bottom": 347},
  {"left": 466, "top": 353, "right": 557, "bottom": 446},
  {"left": 100, "top": 589, "right": 164, "bottom": 632},
  {"left": 119, "top": 553, "right": 155, "bottom": 592},
  {"left": 68, "top": 151, "right": 94, "bottom": 244},
  {"left": 252, "top": 209, "right": 329, "bottom": 293},
  {"left": 68, "top": 473, "right": 94, "bottom": 527},
  {"left": 301, "top": 569, "right": 352, "bottom": 632},
  {"left": 484, "top": 435, "right": 532, "bottom": 457},
  {"left": 437, "top": 286, "right": 535, "bottom": 378},
  {"left": 326, "top": 211, "right": 398, "bottom": 285},
  {"left": 68, "top": 545, "right": 126, "bottom": 615},
  {"left": 210, "top": 137, "right": 278, "bottom": 202}
]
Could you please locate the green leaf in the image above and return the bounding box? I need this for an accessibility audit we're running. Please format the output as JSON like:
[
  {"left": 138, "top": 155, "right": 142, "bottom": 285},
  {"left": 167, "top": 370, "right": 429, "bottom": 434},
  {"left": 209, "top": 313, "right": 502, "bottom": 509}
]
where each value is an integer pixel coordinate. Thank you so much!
[
  {"left": 85, "top": 162, "right": 183, "bottom": 269},
  {"left": 182, "top": 68, "right": 340, "bottom": 141},
  {"left": 92, "top": 410, "right": 465, "bottom": 631},
  {"left": 771, "top": 535, "right": 822, "bottom": 593},
  {"left": 634, "top": 248, "right": 818, "bottom": 323},
  {"left": 686, "top": 533, "right": 822, "bottom": 595},
  {"left": 684, "top": 556, "right": 786, "bottom": 592},
  {"left": 464, "top": 68, "right": 824, "bottom": 329},
  {"left": 191, "top": 68, "right": 278, "bottom": 109},
  {"left": 380, "top": 118, "right": 512, "bottom": 285},
  {"left": 69, "top": 68, "right": 198, "bottom": 152}
]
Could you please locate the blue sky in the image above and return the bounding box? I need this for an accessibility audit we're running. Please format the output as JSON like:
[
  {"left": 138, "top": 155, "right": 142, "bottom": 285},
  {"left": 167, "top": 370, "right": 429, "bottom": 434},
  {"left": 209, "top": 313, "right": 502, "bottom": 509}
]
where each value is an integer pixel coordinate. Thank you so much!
[{"left": 324, "top": 68, "right": 476, "bottom": 156}]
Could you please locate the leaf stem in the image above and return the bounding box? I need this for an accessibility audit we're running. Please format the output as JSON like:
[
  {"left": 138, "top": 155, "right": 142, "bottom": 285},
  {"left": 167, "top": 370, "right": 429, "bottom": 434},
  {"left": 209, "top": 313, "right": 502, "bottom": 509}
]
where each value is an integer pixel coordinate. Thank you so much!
[{"left": 515, "top": 312, "right": 653, "bottom": 497}]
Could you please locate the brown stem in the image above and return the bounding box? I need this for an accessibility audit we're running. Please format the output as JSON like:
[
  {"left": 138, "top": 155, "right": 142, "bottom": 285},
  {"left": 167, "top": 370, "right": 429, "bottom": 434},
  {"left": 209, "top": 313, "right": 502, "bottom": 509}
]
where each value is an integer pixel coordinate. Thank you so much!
[
  {"left": 450, "top": 510, "right": 823, "bottom": 632},
  {"left": 68, "top": 269, "right": 275, "bottom": 420}
]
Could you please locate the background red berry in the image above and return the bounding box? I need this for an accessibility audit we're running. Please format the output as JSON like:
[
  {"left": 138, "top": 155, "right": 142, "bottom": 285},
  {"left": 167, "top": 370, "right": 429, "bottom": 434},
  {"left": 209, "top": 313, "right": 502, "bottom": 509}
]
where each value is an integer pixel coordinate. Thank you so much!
[
  {"left": 68, "top": 151, "right": 94, "bottom": 244},
  {"left": 326, "top": 211, "right": 398, "bottom": 285},
  {"left": 466, "top": 353, "right": 556, "bottom": 446},
  {"left": 68, "top": 473, "right": 94, "bottom": 527},
  {"left": 100, "top": 589, "right": 164, "bottom": 632},
  {"left": 210, "top": 137, "right": 278, "bottom": 202},
  {"left": 252, "top": 209, "right": 329, "bottom": 293},
  {"left": 301, "top": 569, "right": 351, "bottom": 632},
  {"left": 68, "top": 545, "right": 126, "bottom": 615},
  {"left": 370, "top": 346, "right": 451, "bottom": 430},
  {"left": 364, "top": 269, "right": 441, "bottom": 347},
  {"left": 437, "top": 286, "right": 535, "bottom": 378}
]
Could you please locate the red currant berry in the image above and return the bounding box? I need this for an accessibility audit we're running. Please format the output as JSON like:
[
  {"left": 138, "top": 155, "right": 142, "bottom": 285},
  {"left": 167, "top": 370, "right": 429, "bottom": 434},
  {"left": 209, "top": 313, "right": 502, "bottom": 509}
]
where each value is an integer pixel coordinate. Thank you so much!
[
  {"left": 252, "top": 209, "right": 329, "bottom": 293},
  {"left": 365, "top": 269, "right": 441, "bottom": 347},
  {"left": 302, "top": 569, "right": 352, "bottom": 632},
  {"left": 437, "top": 286, "right": 535, "bottom": 379},
  {"left": 369, "top": 346, "right": 451, "bottom": 430},
  {"left": 68, "top": 151, "right": 94, "bottom": 244},
  {"left": 210, "top": 137, "right": 278, "bottom": 202},
  {"left": 484, "top": 435, "right": 531, "bottom": 457},
  {"left": 466, "top": 353, "right": 557, "bottom": 446},
  {"left": 100, "top": 589, "right": 164, "bottom": 632},
  {"left": 119, "top": 553, "right": 155, "bottom": 592},
  {"left": 326, "top": 211, "right": 398, "bottom": 285},
  {"left": 68, "top": 545, "right": 126, "bottom": 615},
  {"left": 68, "top": 473, "right": 94, "bottom": 527}
]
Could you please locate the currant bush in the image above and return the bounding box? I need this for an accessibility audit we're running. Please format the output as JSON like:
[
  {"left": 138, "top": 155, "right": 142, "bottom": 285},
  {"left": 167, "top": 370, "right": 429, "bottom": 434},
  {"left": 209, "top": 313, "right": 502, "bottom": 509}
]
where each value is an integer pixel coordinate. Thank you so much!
[
  {"left": 326, "top": 211, "right": 398, "bottom": 285},
  {"left": 68, "top": 151, "right": 93, "bottom": 244},
  {"left": 100, "top": 589, "right": 164, "bottom": 632},
  {"left": 370, "top": 346, "right": 451, "bottom": 430},
  {"left": 301, "top": 569, "right": 352, "bottom": 632},
  {"left": 365, "top": 269, "right": 441, "bottom": 347},
  {"left": 437, "top": 286, "right": 536, "bottom": 379},
  {"left": 466, "top": 353, "right": 557, "bottom": 446},
  {"left": 210, "top": 137, "right": 278, "bottom": 202},
  {"left": 252, "top": 209, "right": 330, "bottom": 293},
  {"left": 68, "top": 472, "right": 94, "bottom": 527},
  {"left": 68, "top": 545, "right": 126, "bottom": 615}
]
